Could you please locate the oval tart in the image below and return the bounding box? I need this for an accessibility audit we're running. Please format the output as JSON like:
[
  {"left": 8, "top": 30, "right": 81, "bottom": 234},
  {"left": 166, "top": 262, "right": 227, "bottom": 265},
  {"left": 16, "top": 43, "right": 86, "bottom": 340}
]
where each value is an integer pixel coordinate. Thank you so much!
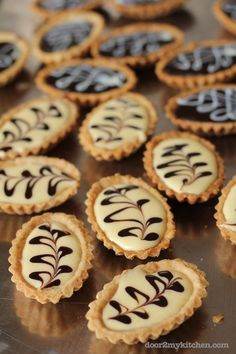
[
  {"left": 79, "top": 92, "right": 158, "bottom": 161},
  {"left": 0, "top": 32, "right": 29, "bottom": 87},
  {"left": 0, "top": 156, "right": 80, "bottom": 214},
  {"left": 214, "top": 0, "right": 236, "bottom": 36},
  {"left": 86, "top": 259, "right": 208, "bottom": 344},
  {"left": 91, "top": 23, "right": 183, "bottom": 67},
  {"left": 156, "top": 39, "right": 236, "bottom": 89},
  {"left": 33, "top": 11, "right": 104, "bottom": 64},
  {"left": 215, "top": 175, "right": 236, "bottom": 245},
  {"left": 35, "top": 59, "right": 137, "bottom": 106},
  {"left": 86, "top": 174, "right": 175, "bottom": 259},
  {"left": 0, "top": 96, "right": 78, "bottom": 160},
  {"left": 166, "top": 84, "right": 236, "bottom": 135},
  {"left": 9, "top": 213, "right": 93, "bottom": 304},
  {"left": 143, "top": 131, "right": 225, "bottom": 204}
]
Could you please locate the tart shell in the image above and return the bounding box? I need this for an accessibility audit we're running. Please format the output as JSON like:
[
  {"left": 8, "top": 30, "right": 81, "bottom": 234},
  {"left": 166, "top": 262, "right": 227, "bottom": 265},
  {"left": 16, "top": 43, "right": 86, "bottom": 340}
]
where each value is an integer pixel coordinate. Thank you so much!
[{"left": 213, "top": 0, "right": 236, "bottom": 36}]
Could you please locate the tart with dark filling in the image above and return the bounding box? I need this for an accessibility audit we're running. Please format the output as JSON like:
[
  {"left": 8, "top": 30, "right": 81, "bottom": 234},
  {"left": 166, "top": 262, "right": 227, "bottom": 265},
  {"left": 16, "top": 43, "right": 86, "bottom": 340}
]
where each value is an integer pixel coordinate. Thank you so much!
[{"left": 214, "top": 0, "right": 236, "bottom": 36}]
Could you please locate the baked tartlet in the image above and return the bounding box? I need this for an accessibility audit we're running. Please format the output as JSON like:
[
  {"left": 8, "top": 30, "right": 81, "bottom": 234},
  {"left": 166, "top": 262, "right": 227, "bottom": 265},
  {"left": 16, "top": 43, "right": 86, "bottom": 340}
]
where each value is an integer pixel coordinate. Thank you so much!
[
  {"left": 166, "top": 84, "right": 236, "bottom": 135},
  {"left": 143, "top": 131, "right": 225, "bottom": 204},
  {"left": 215, "top": 175, "right": 236, "bottom": 244},
  {"left": 79, "top": 92, "right": 158, "bottom": 161},
  {"left": 110, "top": 0, "right": 187, "bottom": 20},
  {"left": 214, "top": 0, "right": 236, "bottom": 36},
  {"left": 9, "top": 213, "right": 93, "bottom": 304},
  {"left": 86, "top": 174, "right": 175, "bottom": 259},
  {"left": 0, "top": 156, "right": 80, "bottom": 214},
  {"left": 0, "top": 32, "right": 29, "bottom": 87},
  {"left": 91, "top": 23, "right": 183, "bottom": 67},
  {"left": 0, "top": 96, "right": 78, "bottom": 160},
  {"left": 156, "top": 39, "right": 236, "bottom": 89},
  {"left": 33, "top": 11, "right": 104, "bottom": 64},
  {"left": 35, "top": 59, "right": 137, "bottom": 106},
  {"left": 86, "top": 259, "right": 208, "bottom": 344}
]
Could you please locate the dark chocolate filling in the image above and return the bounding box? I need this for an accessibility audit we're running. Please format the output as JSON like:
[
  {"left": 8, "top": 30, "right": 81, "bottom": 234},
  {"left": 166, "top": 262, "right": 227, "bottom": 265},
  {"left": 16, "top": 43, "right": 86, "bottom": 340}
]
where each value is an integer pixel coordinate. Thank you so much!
[
  {"left": 0, "top": 42, "right": 19, "bottom": 72},
  {"left": 222, "top": 0, "right": 236, "bottom": 20}
]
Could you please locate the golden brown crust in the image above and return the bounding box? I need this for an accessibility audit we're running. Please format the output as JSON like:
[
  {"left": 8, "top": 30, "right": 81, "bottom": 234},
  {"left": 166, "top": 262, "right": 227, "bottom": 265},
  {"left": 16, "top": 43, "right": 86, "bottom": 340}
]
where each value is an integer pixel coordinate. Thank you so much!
[
  {"left": 110, "top": 0, "right": 186, "bottom": 20},
  {"left": 213, "top": 0, "right": 236, "bottom": 36},
  {"left": 85, "top": 174, "right": 175, "bottom": 259},
  {"left": 35, "top": 58, "right": 137, "bottom": 106},
  {"left": 215, "top": 175, "right": 236, "bottom": 245},
  {"left": 156, "top": 39, "right": 236, "bottom": 89},
  {"left": 143, "top": 131, "right": 225, "bottom": 204},
  {"left": 91, "top": 23, "right": 183, "bottom": 67},
  {"left": 0, "top": 156, "right": 80, "bottom": 215},
  {"left": 9, "top": 213, "right": 94, "bottom": 304},
  {"left": 79, "top": 92, "right": 158, "bottom": 161},
  {"left": 33, "top": 11, "right": 104, "bottom": 64},
  {"left": 86, "top": 258, "right": 208, "bottom": 344},
  {"left": 0, "top": 96, "right": 78, "bottom": 160},
  {"left": 0, "top": 32, "right": 29, "bottom": 87},
  {"left": 166, "top": 84, "right": 236, "bottom": 135}
]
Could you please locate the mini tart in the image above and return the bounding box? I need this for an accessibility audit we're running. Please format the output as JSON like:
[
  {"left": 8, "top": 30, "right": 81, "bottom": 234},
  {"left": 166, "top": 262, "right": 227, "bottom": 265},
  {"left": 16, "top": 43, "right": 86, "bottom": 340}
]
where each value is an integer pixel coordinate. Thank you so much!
[
  {"left": 91, "top": 23, "right": 183, "bottom": 68},
  {"left": 35, "top": 59, "right": 137, "bottom": 106},
  {"left": 0, "top": 96, "right": 78, "bottom": 160},
  {"left": 110, "top": 0, "right": 186, "bottom": 20},
  {"left": 0, "top": 156, "right": 80, "bottom": 215},
  {"left": 79, "top": 92, "right": 158, "bottom": 161},
  {"left": 86, "top": 259, "right": 208, "bottom": 344},
  {"left": 156, "top": 39, "right": 236, "bottom": 89},
  {"left": 0, "top": 32, "right": 29, "bottom": 87},
  {"left": 86, "top": 174, "right": 175, "bottom": 259},
  {"left": 33, "top": 11, "right": 104, "bottom": 64},
  {"left": 9, "top": 213, "right": 93, "bottom": 304},
  {"left": 215, "top": 175, "right": 236, "bottom": 245},
  {"left": 143, "top": 131, "right": 225, "bottom": 204},
  {"left": 32, "top": 0, "right": 103, "bottom": 18},
  {"left": 214, "top": 0, "right": 236, "bottom": 36},
  {"left": 166, "top": 84, "right": 236, "bottom": 135}
]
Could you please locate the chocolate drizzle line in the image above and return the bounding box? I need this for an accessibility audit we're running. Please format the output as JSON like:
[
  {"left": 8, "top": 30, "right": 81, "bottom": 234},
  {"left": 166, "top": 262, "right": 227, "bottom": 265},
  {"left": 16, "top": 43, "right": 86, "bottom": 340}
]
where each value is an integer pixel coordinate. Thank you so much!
[
  {"left": 100, "top": 184, "right": 162, "bottom": 241},
  {"left": 156, "top": 143, "right": 213, "bottom": 190},
  {"left": 109, "top": 270, "right": 184, "bottom": 324},
  {"left": 29, "top": 223, "right": 73, "bottom": 289}
]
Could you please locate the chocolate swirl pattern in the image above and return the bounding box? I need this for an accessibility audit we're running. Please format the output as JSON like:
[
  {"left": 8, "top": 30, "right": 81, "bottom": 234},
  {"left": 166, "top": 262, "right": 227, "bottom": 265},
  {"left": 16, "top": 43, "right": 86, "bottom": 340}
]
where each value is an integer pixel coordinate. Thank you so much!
[
  {"left": 0, "top": 42, "right": 19, "bottom": 71},
  {"left": 39, "top": 0, "right": 95, "bottom": 10}
]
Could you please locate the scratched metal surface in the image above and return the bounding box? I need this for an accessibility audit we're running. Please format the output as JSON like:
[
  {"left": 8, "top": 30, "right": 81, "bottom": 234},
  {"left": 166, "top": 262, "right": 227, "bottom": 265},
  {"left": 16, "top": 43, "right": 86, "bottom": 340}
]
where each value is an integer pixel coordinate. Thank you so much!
[{"left": 0, "top": 0, "right": 235, "bottom": 353}]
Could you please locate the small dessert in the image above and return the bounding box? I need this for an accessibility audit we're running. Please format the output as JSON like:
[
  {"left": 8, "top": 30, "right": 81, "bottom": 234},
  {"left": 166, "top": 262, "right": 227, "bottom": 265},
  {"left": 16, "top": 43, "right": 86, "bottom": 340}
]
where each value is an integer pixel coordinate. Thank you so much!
[
  {"left": 156, "top": 39, "right": 236, "bottom": 89},
  {"left": 214, "top": 0, "right": 236, "bottom": 36},
  {"left": 91, "top": 23, "right": 183, "bottom": 67},
  {"left": 143, "top": 131, "right": 225, "bottom": 204},
  {"left": 33, "top": 11, "right": 104, "bottom": 64},
  {"left": 166, "top": 84, "right": 236, "bottom": 135},
  {"left": 86, "top": 259, "right": 208, "bottom": 344},
  {"left": 215, "top": 175, "right": 236, "bottom": 244},
  {"left": 9, "top": 213, "right": 93, "bottom": 304},
  {"left": 0, "top": 96, "right": 78, "bottom": 160},
  {"left": 86, "top": 174, "right": 175, "bottom": 259},
  {"left": 79, "top": 92, "right": 158, "bottom": 161},
  {"left": 0, "top": 32, "right": 29, "bottom": 87},
  {"left": 32, "top": 0, "right": 103, "bottom": 18},
  {"left": 35, "top": 59, "right": 137, "bottom": 106},
  {"left": 0, "top": 156, "right": 80, "bottom": 214},
  {"left": 110, "top": 0, "right": 187, "bottom": 20}
]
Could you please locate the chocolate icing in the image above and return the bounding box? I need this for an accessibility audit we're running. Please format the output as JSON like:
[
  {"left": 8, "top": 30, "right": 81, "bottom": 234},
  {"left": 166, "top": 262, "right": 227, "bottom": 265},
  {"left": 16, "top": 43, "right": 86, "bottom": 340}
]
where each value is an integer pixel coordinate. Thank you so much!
[
  {"left": 38, "top": 0, "right": 94, "bottom": 10},
  {"left": 0, "top": 42, "right": 19, "bottom": 72}
]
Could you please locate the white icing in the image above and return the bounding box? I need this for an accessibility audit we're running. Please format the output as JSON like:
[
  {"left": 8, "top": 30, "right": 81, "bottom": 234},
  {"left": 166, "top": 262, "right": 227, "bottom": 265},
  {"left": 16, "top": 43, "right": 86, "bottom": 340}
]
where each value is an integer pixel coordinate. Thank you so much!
[{"left": 222, "top": 183, "right": 236, "bottom": 226}]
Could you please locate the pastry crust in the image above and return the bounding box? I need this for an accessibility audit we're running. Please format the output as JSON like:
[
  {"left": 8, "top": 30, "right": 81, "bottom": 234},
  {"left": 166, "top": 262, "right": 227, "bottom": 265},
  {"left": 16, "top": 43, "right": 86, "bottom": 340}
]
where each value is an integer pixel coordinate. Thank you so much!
[
  {"left": 156, "top": 39, "right": 236, "bottom": 89},
  {"left": 166, "top": 84, "right": 236, "bottom": 135},
  {"left": 33, "top": 11, "right": 104, "bottom": 64},
  {"left": 0, "top": 156, "right": 80, "bottom": 215},
  {"left": 9, "top": 213, "right": 93, "bottom": 304},
  {"left": 213, "top": 0, "right": 236, "bottom": 36},
  {"left": 109, "top": 0, "right": 186, "bottom": 20},
  {"left": 35, "top": 58, "right": 137, "bottom": 106},
  {"left": 91, "top": 23, "right": 183, "bottom": 67},
  {"left": 143, "top": 131, "right": 225, "bottom": 204},
  {"left": 0, "top": 96, "right": 78, "bottom": 160},
  {"left": 86, "top": 174, "right": 175, "bottom": 259},
  {"left": 0, "top": 32, "right": 29, "bottom": 87},
  {"left": 79, "top": 92, "right": 158, "bottom": 161},
  {"left": 215, "top": 176, "right": 236, "bottom": 245},
  {"left": 86, "top": 258, "right": 208, "bottom": 344}
]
